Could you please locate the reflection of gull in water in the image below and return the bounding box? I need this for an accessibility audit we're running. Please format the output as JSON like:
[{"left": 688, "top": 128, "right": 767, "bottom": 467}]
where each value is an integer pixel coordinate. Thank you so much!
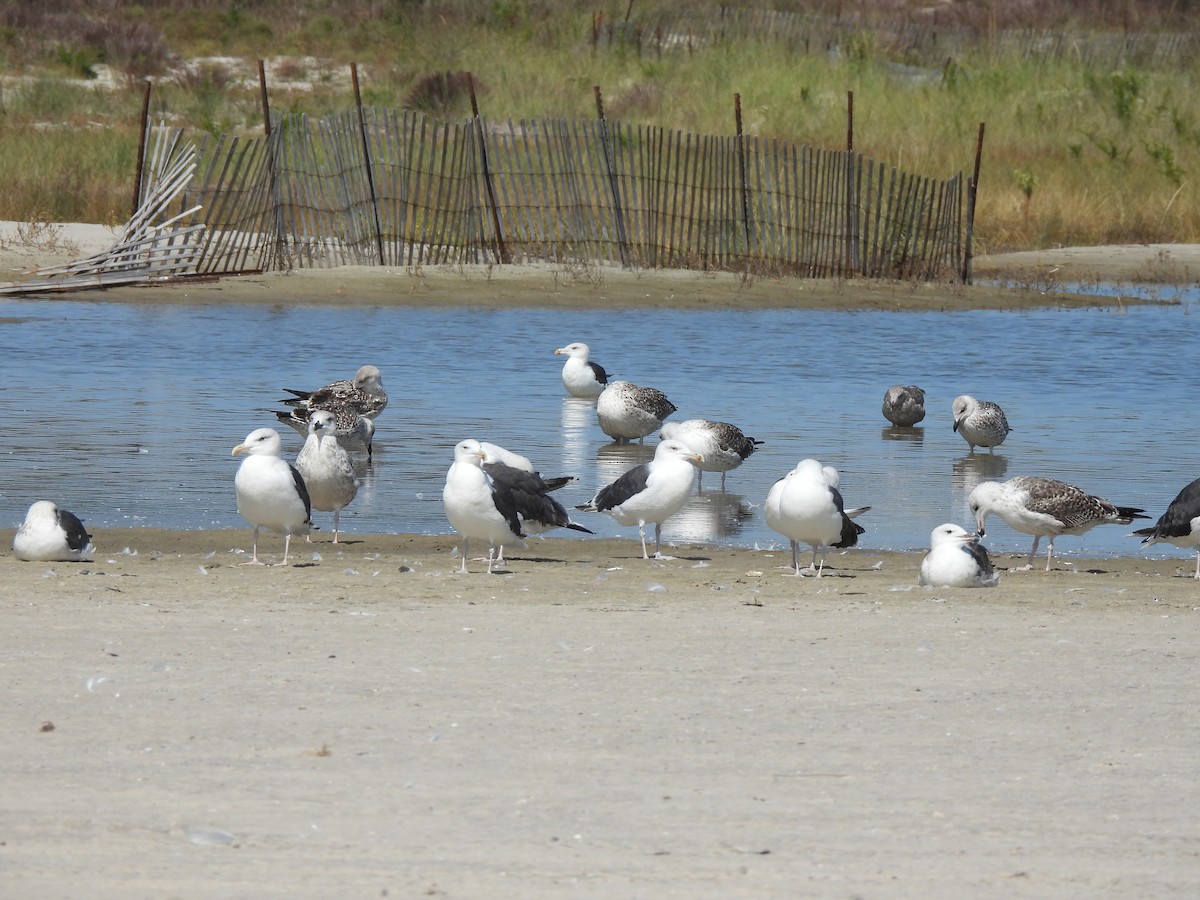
[
  {"left": 661, "top": 490, "right": 755, "bottom": 544},
  {"left": 881, "top": 425, "right": 924, "bottom": 443},
  {"left": 951, "top": 452, "right": 1009, "bottom": 499},
  {"left": 560, "top": 398, "right": 595, "bottom": 478},
  {"left": 595, "top": 441, "right": 655, "bottom": 491}
]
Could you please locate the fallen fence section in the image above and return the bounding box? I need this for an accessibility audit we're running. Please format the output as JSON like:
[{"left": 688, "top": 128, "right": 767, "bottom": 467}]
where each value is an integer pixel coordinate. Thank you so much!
[
  {"left": 2, "top": 106, "right": 968, "bottom": 293},
  {"left": 0, "top": 134, "right": 206, "bottom": 295}
]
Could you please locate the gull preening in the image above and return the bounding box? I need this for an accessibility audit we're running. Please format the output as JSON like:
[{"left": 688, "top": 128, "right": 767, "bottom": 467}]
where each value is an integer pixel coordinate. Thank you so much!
[
  {"left": 577, "top": 438, "right": 702, "bottom": 559},
  {"left": 442, "top": 439, "right": 527, "bottom": 574},
  {"left": 295, "top": 410, "right": 360, "bottom": 543},
  {"left": 596, "top": 380, "right": 677, "bottom": 444},
  {"left": 482, "top": 459, "right": 593, "bottom": 563},
  {"left": 555, "top": 341, "right": 611, "bottom": 399},
  {"left": 952, "top": 394, "right": 1011, "bottom": 454},
  {"left": 1131, "top": 477, "right": 1200, "bottom": 578},
  {"left": 882, "top": 385, "right": 926, "bottom": 426},
  {"left": 969, "top": 476, "right": 1148, "bottom": 571},
  {"left": 764, "top": 458, "right": 868, "bottom": 577},
  {"left": 12, "top": 500, "right": 94, "bottom": 562},
  {"left": 918, "top": 523, "right": 999, "bottom": 588},
  {"left": 660, "top": 419, "right": 762, "bottom": 491},
  {"left": 232, "top": 427, "right": 312, "bottom": 566}
]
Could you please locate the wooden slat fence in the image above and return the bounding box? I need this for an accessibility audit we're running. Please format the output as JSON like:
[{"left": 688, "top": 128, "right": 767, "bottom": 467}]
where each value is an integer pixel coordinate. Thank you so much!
[{"left": 166, "top": 107, "right": 967, "bottom": 282}]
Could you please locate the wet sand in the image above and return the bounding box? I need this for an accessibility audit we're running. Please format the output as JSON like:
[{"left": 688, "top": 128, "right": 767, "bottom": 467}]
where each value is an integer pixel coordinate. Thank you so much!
[
  {"left": 3, "top": 528, "right": 1199, "bottom": 897},
  {"left": 4, "top": 229, "right": 1200, "bottom": 896}
]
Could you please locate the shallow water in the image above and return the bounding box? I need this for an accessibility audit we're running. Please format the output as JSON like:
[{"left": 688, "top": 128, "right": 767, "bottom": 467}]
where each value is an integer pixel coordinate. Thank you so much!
[{"left": 2, "top": 290, "right": 1196, "bottom": 563}]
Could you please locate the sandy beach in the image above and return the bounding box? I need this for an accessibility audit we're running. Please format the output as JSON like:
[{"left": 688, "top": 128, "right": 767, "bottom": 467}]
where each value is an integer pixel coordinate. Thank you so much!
[{"left": 3, "top": 227, "right": 1200, "bottom": 897}]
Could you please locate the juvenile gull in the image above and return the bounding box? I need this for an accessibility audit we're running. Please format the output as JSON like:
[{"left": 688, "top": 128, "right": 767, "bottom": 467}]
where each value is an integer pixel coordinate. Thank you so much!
[
  {"left": 275, "top": 400, "right": 375, "bottom": 458},
  {"left": 918, "top": 523, "right": 999, "bottom": 588},
  {"left": 765, "top": 459, "right": 867, "bottom": 577},
  {"left": 280, "top": 364, "right": 388, "bottom": 420},
  {"left": 232, "top": 427, "right": 312, "bottom": 566},
  {"left": 554, "top": 341, "right": 611, "bottom": 399},
  {"left": 442, "top": 439, "right": 526, "bottom": 574},
  {"left": 660, "top": 418, "right": 763, "bottom": 491},
  {"left": 576, "top": 438, "right": 703, "bottom": 559},
  {"left": 969, "top": 475, "right": 1148, "bottom": 571},
  {"left": 596, "top": 380, "right": 677, "bottom": 444},
  {"left": 295, "top": 410, "right": 360, "bottom": 543},
  {"left": 1131, "top": 476, "right": 1200, "bottom": 578},
  {"left": 952, "top": 394, "right": 1011, "bottom": 454},
  {"left": 12, "top": 500, "right": 94, "bottom": 562},
  {"left": 882, "top": 385, "right": 926, "bottom": 426}
]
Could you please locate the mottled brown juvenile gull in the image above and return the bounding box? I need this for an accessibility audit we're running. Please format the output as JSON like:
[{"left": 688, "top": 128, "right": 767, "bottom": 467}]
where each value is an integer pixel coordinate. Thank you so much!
[
  {"left": 276, "top": 400, "right": 375, "bottom": 457},
  {"left": 952, "top": 394, "right": 1011, "bottom": 454},
  {"left": 882, "top": 385, "right": 926, "bottom": 426},
  {"left": 764, "top": 459, "right": 867, "bottom": 577},
  {"left": 280, "top": 364, "right": 388, "bottom": 420},
  {"left": 12, "top": 500, "right": 94, "bottom": 562},
  {"left": 596, "top": 380, "right": 677, "bottom": 444},
  {"left": 659, "top": 418, "right": 762, "bottom": 491},
  {"left": 918, "top": 523, "right": 999, "bottom": 588},
  {"left": 232, "top": 427, "right": 312, "bottom": 566},
  {"left": 969, "top": 476, "right": 1148, "bottom": 571},
  {"left": 1131, "top": 477, "right": 1200, "bottom": 578},
  {"left": 577, "top": 439, "right": 702, "bottom": 560},
  {"left": 554, "top": 341, "right": 611, "bottom": 399},
  {"left": 295, "top": 410, "right": 360, "bottom": 543}
]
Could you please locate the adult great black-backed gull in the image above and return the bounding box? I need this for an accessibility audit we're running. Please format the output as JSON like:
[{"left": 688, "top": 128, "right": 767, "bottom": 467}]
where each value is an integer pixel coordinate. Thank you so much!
[
  {"left": 554, "top": 342, "right": 611, "bottom": 399},
  {"left": 918, "top": 523, "right": 999, "bottom": 588},
  {"left": 295, "top": 410, "right": 360, "bottom": 543},
  {"left": 483, "top": 460, "right": 593, "bottom": 562},
  {"left": 596, "top": 380, "right": 677, "bottom": 444},
  {"left": 764, "top": 459, "right": 867, "bottom": 577},
  {"left": 280, "top": 364, "right": 388, "bottom": 420},
  {"left": 660, "top": 418, "right": 762, "bottom": 491},
  {"left": 1131, "top": 477, "right": 1200, "bottom": 578},
  {"left": 577, "top": 439, "right": 702, "bottom": 559},
  {"left": 12, "top": 500, "right": 94, "bottom": 562},
  {"left": 443, "top": 439, "right": 527, "bottom": 574},
  {"left": 232, "top": 428, "right": 312, "bottom": 566},
  {"left": 480, "top": 442, "right": 574, "bottom": 492},
  {"left": 952, "top": 394, "right": 1011, "bottom": 454},
  {"left": 968, "top": 476, "right": 1148, "bottom": 571},
  {"left": 882, "top": 385, "right": 926, "bottom": 426}
]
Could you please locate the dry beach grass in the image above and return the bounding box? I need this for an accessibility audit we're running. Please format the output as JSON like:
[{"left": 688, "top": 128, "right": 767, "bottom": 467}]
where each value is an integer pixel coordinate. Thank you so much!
[{"left": 3, "top": 227, "right": 1199, "bottom": 897}]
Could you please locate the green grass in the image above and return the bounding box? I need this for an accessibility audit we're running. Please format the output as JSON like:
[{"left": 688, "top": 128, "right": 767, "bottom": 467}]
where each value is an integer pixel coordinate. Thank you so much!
[{"left": 3, "top": 2, "right": 1200, "bottom": 253}]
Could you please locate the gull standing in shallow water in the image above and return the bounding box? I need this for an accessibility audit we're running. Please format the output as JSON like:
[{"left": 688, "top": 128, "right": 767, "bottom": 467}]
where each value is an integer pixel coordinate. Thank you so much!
[
  {"left": 280, "top": 364, "right": 388, "bottom": 420},
  {"left": 1131, "top": 477, "right": 1200, "bottom": 579},
  {"left": 660, "top": 419, "right": 762, "bottom": 491},
  {"left": 952, "top": 394, "right": 1011, "bottom": 454},
  {"left": 232, "top": 428, "right": 312, "bottom": 566},
  {"left": 918, "top": 523, "right": 999, "bottom": 588},
  {"left": 969, "top": 476, "right": 1148, "bottom": 571},
  {"left": 596, "top": 380, "right": 677, "bottom": 444},
  {"left": 295, "top": 410, "right": 359, "bottom": 543},
  {"left": 577, "top": 439, "right": 703, "bottom": 559},
  {"left": 765, "top": 459, "right": 867, "bottom": 577},
  {"left": 276, "top": 400, "right": 375, "bottom": 458},
  {"left": 554, "top": 342, "right": 611, "bottom": 399},
  {"left": 12, "top": 500, "right": 94, "bottom": 562},
  {"left": 442, "top": 439, "right": 527, "bottom": 574},
  {"left": 882, "top": 385, "right": 926, "bottom": 426}
]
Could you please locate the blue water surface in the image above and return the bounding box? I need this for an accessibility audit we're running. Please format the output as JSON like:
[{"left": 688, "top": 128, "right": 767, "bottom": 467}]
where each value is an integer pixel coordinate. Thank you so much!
[{"left": 2, "top": 289, "right": 1196, "bottom": 563}]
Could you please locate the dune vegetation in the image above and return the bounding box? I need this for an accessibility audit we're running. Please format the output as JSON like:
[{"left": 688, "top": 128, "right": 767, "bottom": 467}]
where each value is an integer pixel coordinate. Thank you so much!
[{"left": 2, "top": 0, "right": 1199, "bottom": 254}]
